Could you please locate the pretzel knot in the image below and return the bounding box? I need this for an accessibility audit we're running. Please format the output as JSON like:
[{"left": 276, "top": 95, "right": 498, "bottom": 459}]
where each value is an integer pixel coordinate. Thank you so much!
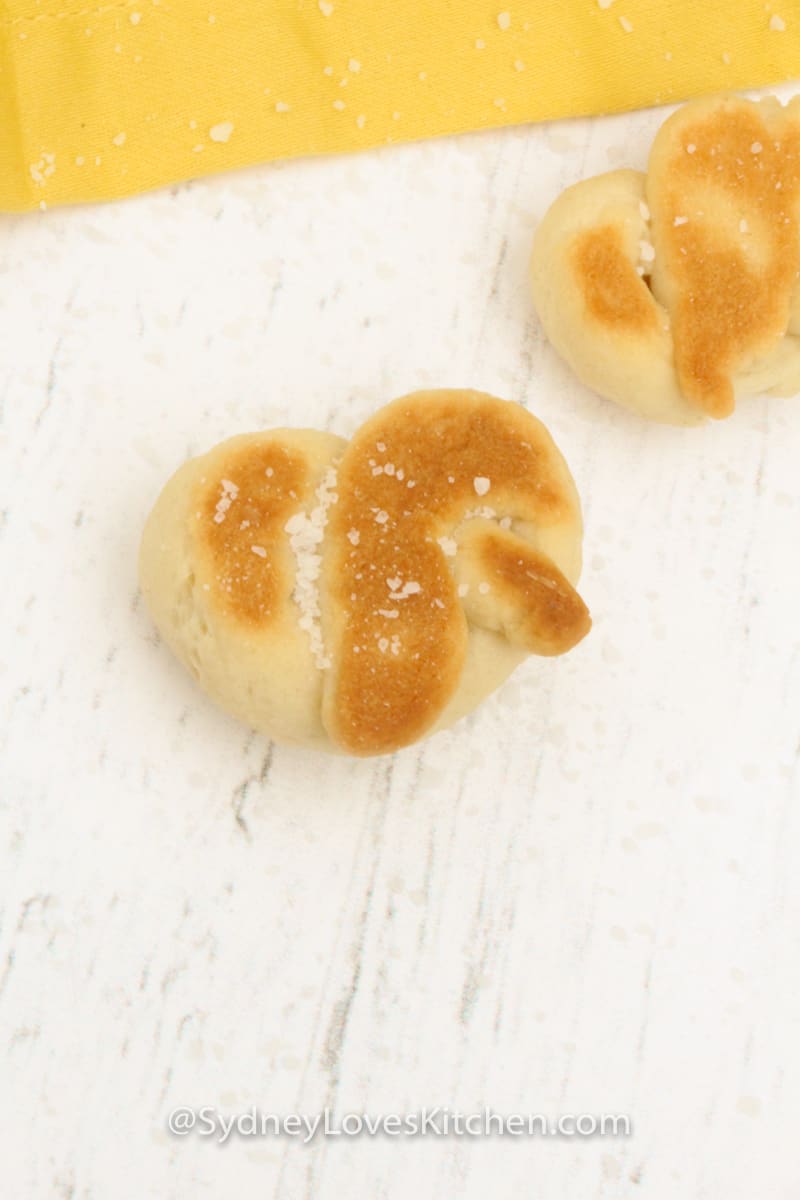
[
  {"left": 140, "top": 390, "right": 590, "bottom": 756},
  {"left": 531, "top": 95, "right": 800, "bottom": 424}
]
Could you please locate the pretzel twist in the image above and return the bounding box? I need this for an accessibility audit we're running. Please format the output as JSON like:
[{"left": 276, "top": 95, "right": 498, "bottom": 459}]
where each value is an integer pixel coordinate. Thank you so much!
[
  {"left": 531, "top": 95, "right": 800, "bottom": 424},
  {"left": 140, "top": 390, "right": 590, "bottom": 755}
]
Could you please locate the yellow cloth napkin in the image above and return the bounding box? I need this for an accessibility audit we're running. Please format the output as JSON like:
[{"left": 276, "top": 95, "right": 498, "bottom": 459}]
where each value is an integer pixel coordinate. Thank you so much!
[{"left": 3, "top": 0, "right": 800, "bottom": 211}]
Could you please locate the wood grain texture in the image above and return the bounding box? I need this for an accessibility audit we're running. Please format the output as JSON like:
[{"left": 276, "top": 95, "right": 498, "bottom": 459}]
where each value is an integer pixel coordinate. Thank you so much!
[{"left": 1, "top": 85, "right": 799, "bottom": 1199}]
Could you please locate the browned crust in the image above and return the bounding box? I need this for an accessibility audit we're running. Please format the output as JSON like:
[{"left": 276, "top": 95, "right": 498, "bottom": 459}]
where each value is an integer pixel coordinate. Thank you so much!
[
  {"left": 194, "top": 440, "right": 309, "bottom": 627},
  {"left": 573, "top": 224, "right": 659, "bottom": 334},
  {"left": 652, "top": 100, "right": 800, "bottom": 418},
  {"left": 324, "top": 534, "right": 468, "bottom": 757},
  {"left": 477, "top": 528, "right": 592, "bottom": 655},
  {"left": 323, "top": 390, "right": 584, "bottom": 756}
]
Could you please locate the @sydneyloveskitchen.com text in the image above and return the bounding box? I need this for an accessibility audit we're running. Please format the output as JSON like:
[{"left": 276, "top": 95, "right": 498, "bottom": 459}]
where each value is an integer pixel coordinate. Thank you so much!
[{"left": 167, "top": 1106, "right": 632, "bottom": 1144}]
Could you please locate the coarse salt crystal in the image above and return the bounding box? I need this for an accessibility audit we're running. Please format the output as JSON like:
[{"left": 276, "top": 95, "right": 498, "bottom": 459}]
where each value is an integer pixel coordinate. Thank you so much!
[
  {"left": 30, "top": 152, "right": 56, "bottom": 185},
  {"left": 374, "top": 510, "right": 389, "bottom": 524},
  {"left": 674, "top": 215, "right": 688, "bottom": 226},
  {"left": 598, "top": 0, "right": 614, "bottom": 7},
  {"left": 284, "top": 465, "right": 339, "bottom": 669},
  {"left": 639, "top": 240, "right": 655, "bottom": 263},
  {"left": 213, "top": 479, "right": 239, "bottom": 523},
  {"left": 769, "top": 14, "right": 786, "bottom": 31},
  {"left": 619, "top": 15, "right": 633, "bottom": 32},
  {"left": 750, "top": 141, "right": 762, "bottom": 153},
  {"left": 318, "top": 0, "right": 334, "bottom": 14},
  {"left": 687, "top": 143, "right": 696, "bottom": 154},
  {"left": 347, "top": 529, "right": 360, "bottom": 545},
  {"left": 112, "top": 132, "right": 127, "bottom": 146},
  {"left": 458, "top": 583, "right": 470, "bottom": 597},
  {"left": 389, "top": 580, "right": 421, "bottom": 601},
  {"left": 130, "top": 11, "right": 141, "bottom": 23},
  {"left": 497, "top": 11, "right": 511, "bottom": 30},
  {"left": 284, "top": 513, "right": 307, "bottom": 535},
  {"left": 639, "top": 200, "right": 650, "bottom": 221},
  {"left": 250, "top": 545, "right": 267, "bottom": 558},
  {"left": 275, "top": 102, "right": 291, "bottom": 114},
  {"left": 473, "top": 476, "right": 491, "bottom": 496},
  {"left": 210, "top": 121, "right": 234, "bottom": 143},
  {"left": 348, "top": 57, "right": 361, "bottom": 72},
  {"left": 438, "top": 536, "right": 458, "bottom": 557}
]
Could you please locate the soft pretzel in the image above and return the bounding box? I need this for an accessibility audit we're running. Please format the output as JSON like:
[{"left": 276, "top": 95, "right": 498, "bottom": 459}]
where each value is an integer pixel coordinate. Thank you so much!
[
  {"left": 139, "top": 390, "right": 591, "bottom": 756},
  {"left": 531, "top": 94, "right": 800, "bottom": 424}
]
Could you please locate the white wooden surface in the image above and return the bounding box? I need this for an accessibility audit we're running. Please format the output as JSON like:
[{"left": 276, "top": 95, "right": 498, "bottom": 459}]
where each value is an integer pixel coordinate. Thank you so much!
[{"left": 2, "top": 85, "right": 800, "bottom": 1199}]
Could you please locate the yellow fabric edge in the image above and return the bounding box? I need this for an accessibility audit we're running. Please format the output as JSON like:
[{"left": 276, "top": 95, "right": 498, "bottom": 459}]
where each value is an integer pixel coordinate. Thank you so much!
[{"left": 3, "top": 0, "right": 800, "bottom": 211}]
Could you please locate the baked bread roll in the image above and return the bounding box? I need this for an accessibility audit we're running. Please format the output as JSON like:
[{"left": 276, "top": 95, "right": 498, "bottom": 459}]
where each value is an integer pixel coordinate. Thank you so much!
[
  {"left": 139, "top": 390, "right": 591, "bottom": 756},
  {"left": 531, "top": 94, "right": 800, "bottom": 424}
]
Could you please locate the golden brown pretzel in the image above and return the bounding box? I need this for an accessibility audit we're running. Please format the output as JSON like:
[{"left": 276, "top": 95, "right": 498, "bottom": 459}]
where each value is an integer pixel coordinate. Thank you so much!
[
  {"left": 140, "top": 390, "right": 590, "bottom": 756},
  {"left": 531, "top": 94, "right": 800, "bottom": 424}
]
